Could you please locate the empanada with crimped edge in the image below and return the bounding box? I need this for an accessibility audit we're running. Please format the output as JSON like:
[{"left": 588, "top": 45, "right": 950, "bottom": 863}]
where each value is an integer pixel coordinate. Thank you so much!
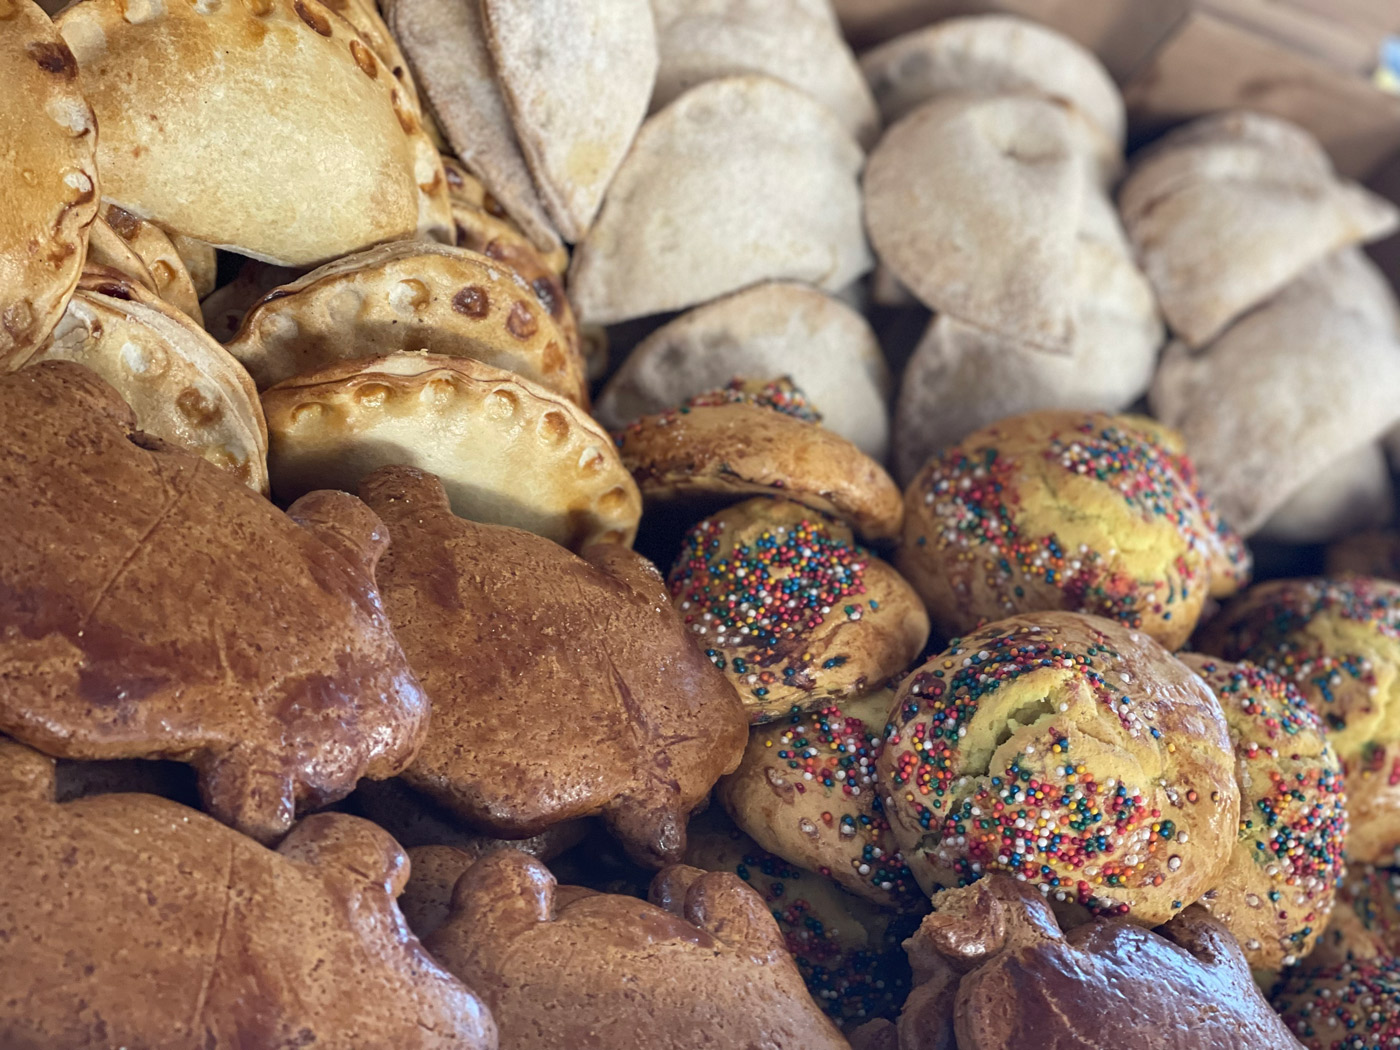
[
  {"left": 98, "top": 202, "right": 203, "bottom": 324},
  {"left": 57, "top": 0, "right": 448, "bottom": 266},
  {"left": 0, "top": 0, "right": 99, "bottom": 370},
  {"left": 263, "top": 352, "right": 639, "bottom": 551},
  {"left": 568, "top": 75, "right": 871, "bottom": 324},
  {"left": 29, "top": 267, "right": 270, "bottom": 494},
  {"left": 228, "top": 241, "right": 586, "bottom": 403}
]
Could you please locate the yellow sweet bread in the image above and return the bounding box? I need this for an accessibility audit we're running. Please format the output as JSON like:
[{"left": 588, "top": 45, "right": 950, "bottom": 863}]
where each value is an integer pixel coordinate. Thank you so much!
[{"left": 898, "top": 409, "right": 1250, "bottom": 651}]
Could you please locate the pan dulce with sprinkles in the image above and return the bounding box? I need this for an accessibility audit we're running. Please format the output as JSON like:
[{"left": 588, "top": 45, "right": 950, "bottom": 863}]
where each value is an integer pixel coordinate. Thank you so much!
[
  {"left": 898, "top": 409, "right": 1251, "bottom": 651},
  {"left": 12, "top": 0, "right": 1400, "bottom": 1041},
  {"left": 877, "top": 611, "right": 1241, "bottom": 926}
]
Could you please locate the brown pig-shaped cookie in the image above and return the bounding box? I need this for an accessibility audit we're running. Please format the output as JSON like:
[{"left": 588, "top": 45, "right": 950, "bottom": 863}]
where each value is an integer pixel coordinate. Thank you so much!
[
  {"left": 358, "top": 465, "right": 747, "bottom": 866},
  {"left": 891, "top": 875, "right": 1303, "bottom": 1050},
  {"left": 0, "top": 362, "right": 428, "bottom": 842},
  {"left": 0, "top": 741, "right": 495, "bottom": 1050},
  {"left": 425, "top": 849, "right": 850, "bottom": 1050}
]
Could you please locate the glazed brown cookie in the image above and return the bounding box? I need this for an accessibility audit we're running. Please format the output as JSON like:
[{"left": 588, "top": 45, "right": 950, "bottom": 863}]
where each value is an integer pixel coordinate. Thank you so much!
[
  {"left": 0, "top": 362, "right": 427, "bottom": 842},
  {"left": 0, "top": 741, "right": 494, "bottom": 1050},
  {"left": 669, "top": 497, "right": 929, "bottom": 722},
  {"left": 615, "top": 377, "right": 905, "bottom": 541},
  {"left": 898, "top": 410, "right": 1250, "bottom": 650},
  {"left": 878, "top": 612, "right": 1239, "bottom": 926},
  {"left": 425, "top": 849, "right": 850, "bottom": 1050},
  {"left": 1198, "top": 577, "right": 1400, "bottom": 862},
  {"left": 896, "top": 875, "right": 1304, "bottom": 1049},
  {"left": 359, "top": 464, "right": 747, "bottom": 866},
  {"left": 1179, "top": 655, "right": 1347, "bottom": 972},
  {"left": 718, "top": 683, "right": 923, "bottom": 908}
]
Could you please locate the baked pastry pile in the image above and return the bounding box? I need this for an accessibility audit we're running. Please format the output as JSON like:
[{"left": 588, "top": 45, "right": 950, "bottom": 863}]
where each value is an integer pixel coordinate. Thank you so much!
[{"left": 2, "top": 0, "right": 1398, "bottom": 1046}]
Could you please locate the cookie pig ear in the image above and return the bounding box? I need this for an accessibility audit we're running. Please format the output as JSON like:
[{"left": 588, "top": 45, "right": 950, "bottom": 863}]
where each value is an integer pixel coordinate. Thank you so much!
[
  {"left": 278, "top": 813, "right": 409, "bottom": 897},
  {"left": 916, "top": 881, "right": 1009, "bottom": 974},
  {"left": 605, "top": 794, "right": 686, "bottom": 869},
  {"left": 0, "top": 739, "right": 57, "bottom": 799},
  {"left": 581, "top": 543, "right": 670, "bottom": 608},
  {"left": 286, "top": 489, "right": 391, "bottom": 577},
  {"left": 653, "top": 868, "right": 789, "bottom": 962},
  {"left": 356, "top": 465, "right": 455, "bottom": 520},
  {"left": 448, "top": 849, "right": 556, "bottom": 934},
  {"left": 1156, "top": 905, "right": 1254, "bottom": 985}
]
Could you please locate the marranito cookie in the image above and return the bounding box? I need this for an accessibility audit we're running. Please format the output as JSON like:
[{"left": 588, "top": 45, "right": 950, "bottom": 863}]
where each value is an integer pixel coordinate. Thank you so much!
[
  {"left": 0, "top": 362, "right": 428, "bottom": 842},
  {"left": 360, "top": 465, "right": 745, "bottom": 865},
  {"left": 227, "top": 241, "right": 586, "bottom": 402},
  {"left": 0, "top": 741, "right": 494, "bottom": 1050},
  {"left": 669, "top": 497, "right": 928, "bottom": 722},
  {"left": 426, "top": 849, "right": 851, "bottom": 1050},
  {"left": 264, "top": 352, "right": 640, "bottom": 551},
  {"left": 0, "top": 0, "right": 99, "bottom": 369}
]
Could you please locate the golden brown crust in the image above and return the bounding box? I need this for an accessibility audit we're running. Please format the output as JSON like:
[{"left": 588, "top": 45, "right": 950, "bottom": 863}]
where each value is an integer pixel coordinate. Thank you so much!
[
  {"left": 0, "top": 362, "right": 428, "bottom": 843},
  {"left": 228, "top": 240, "right": 586, "bottom": 402},
  {"left": 29, "top": 267, "right": 270, "bottom": 493},
  {"left": 616, "top": 394, "right": 904, "bottom": 541},
  {"left": 1178, "top": 654, "right": 1346, "bottom": 972},
  {"left": 425, "top": 849, "right": 850, "bottom": 1049},
  {"left": 57, "top": 0, "right": 440, "bottom": 266},
  {"left": 264, "top": 352, "right": 638, "bottom": 551},
  {"left": 898, "top": 410, "right": 1251, "bottom": 651},
  {"left": 0, "top": 742, "right": 494, "bottom": 1050},
  {"left": 85, "top": 216, "right": 157, "bottom": 292},
  {"left": 669, "top": 497, "right": 929, "bottom": 723},
  {"left": 359, "top": 465, "right": 746, "bottom": 866},
  {"left": 1197, "top": 576, "right": 1400, "bottom": 863},
  {"left": 0, "top": 0, "right": 98, "bottom": 369},
  {"left": 878, "top": 612, "right": 1240, "bottom": 926}
]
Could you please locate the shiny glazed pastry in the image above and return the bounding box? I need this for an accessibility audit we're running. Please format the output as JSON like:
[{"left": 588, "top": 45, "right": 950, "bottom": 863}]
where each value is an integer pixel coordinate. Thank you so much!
[
  {"left": 1198, "top": 577, "right": 1400, "bottom": 863},
  {"left": 897, "top": 410, "right": 1250, "bottom": 650},
  {"left": 615, "top": 377, "right": 905, "bottom": 541},
  {"left": 878, "top": 612, "right": 1239, "bottom": 925},
  {"left": 886, "top": 875, "right": 1304, "bottom": 1049},
  {"left": 359, "top": 464, "right": 746, "bottom": 866},
  {"left": 425, "top": 849, "right": 851, "bottom": 1050},
  {"left": 0, "top": 741, "right": 495, "bottom": 1050},
  {"left": 669, "top": 496, "right": 929, "bottom": 722},
  {"left": 0, "top": 362, "right": 427, "bottom": 842},
  {"left": 717, "top": 683, "right": 923, "bottom": 908},
  {"left": 1179, "top": 654, "right": 1347, "bottom": 971}
]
